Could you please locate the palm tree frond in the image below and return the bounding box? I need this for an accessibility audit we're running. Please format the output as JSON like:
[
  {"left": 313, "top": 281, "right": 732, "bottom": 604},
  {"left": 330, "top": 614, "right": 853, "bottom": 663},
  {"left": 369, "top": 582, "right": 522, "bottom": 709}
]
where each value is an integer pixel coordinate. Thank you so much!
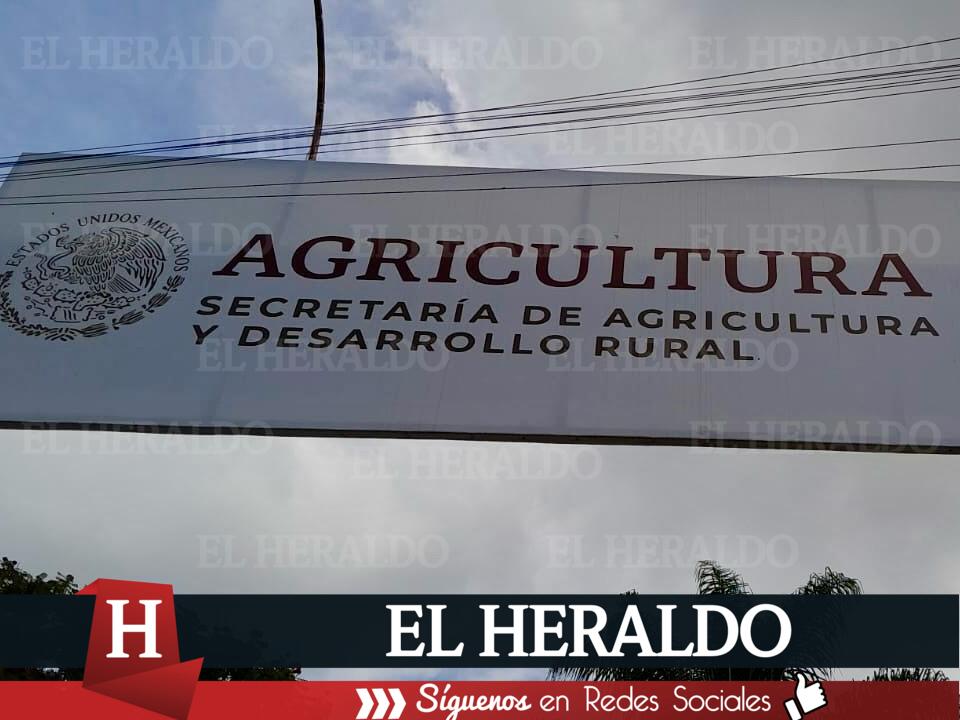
[
  {"left": 795, "top": 567, "right": 862, "bottom": 595},
  {"left": 549, "top": 666, "right": 704, "bottom": 681},
  {"left": 696, "top": 560, "right": 751, "bottom": 595},
  {"left": 868, "top": 668, "right": 949, "bottom": 682}
]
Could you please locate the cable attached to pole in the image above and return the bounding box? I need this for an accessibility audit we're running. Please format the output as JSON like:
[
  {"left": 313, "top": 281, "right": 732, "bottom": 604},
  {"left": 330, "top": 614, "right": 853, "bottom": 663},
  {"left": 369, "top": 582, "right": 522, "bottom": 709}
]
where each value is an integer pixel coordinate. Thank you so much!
[{"left": 307, "top": 0, "right": 325, "bottom": 160}]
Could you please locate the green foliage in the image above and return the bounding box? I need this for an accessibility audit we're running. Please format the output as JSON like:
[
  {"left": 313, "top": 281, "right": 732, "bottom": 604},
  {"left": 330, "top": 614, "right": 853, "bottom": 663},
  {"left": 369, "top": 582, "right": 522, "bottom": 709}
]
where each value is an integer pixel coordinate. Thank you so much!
[
  {"left": 869, "top": 668, "right": 949, "bottom": 682},
  {"left": 696, "top": 561, "right": 751, "bottom": 595},
  {"left": 0, "top": 557, "right": 81, "bottom": 680},
  {"left": 0, "top": 557, "right": 299, "bottom": 681},
  {"left": 795, "top": 567, "right": 862, "bottom": 596},
  {"left": 200, "top": 667, "right": 301, "bottom": 681},
  {"left": 0, "top": 557, "right": 77, "bottom": 596},
  {"left": 550, "top": 561, "right": 937, "bottom": 684}
]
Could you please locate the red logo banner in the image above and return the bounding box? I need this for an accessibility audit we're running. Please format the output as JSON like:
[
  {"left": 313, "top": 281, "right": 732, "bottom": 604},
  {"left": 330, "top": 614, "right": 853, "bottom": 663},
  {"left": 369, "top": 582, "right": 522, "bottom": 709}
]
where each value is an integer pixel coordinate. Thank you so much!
[{"left": 78, "top": 579, "right": 203, "bottom": 719}]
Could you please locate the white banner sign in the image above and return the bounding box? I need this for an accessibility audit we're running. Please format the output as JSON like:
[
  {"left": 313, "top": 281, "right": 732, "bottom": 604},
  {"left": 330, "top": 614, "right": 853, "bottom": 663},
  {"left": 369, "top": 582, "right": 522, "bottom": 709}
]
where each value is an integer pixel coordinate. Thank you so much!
[{"left": 0, "top": 155, "right": 956, "bottom": 451}]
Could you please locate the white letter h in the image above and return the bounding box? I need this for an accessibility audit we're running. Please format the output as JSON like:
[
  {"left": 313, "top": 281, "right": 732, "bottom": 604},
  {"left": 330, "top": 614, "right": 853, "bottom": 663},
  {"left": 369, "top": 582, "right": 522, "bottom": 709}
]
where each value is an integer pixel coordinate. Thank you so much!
[{"left": 105, "top": 600, "right": 163, "bottom": 659}]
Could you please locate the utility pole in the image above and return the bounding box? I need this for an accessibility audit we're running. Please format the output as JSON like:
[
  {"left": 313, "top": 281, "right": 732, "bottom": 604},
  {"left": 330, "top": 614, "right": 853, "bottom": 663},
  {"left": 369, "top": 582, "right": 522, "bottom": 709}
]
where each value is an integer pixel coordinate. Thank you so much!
[{"left": 307, "top": 0, "right": 325, "bottom": 160}]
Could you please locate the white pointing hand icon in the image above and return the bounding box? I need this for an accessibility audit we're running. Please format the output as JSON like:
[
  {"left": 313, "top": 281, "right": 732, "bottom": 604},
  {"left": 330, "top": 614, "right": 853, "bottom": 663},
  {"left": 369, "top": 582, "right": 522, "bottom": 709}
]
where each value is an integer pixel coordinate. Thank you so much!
[{"left": 784, "top": 673, "right": 827, "bottom": 719}]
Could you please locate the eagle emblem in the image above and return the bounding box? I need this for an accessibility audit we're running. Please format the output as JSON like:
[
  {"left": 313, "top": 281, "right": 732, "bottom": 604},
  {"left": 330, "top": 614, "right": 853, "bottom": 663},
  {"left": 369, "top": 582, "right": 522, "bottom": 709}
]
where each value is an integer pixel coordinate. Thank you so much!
[
  {"left": 49, "top": 227, "right": 166, "bottom": 296},
  {"left": 1, "top": 217, "right": 189, "bottom": 341}
]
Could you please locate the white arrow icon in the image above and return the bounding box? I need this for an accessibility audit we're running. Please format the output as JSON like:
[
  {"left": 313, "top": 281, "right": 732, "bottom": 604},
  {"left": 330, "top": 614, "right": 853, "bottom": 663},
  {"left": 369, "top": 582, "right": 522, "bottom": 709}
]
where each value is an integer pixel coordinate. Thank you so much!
[{"left": 356, "top": 687, "right": 406, "bottom": 720}]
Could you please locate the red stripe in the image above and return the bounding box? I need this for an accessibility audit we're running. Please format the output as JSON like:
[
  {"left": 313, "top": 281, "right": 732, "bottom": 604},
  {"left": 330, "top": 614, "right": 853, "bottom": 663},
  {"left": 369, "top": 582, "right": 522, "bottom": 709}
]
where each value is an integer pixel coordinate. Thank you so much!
[{"left": 0, "top": 680, "right": 955, "bottom": 719}]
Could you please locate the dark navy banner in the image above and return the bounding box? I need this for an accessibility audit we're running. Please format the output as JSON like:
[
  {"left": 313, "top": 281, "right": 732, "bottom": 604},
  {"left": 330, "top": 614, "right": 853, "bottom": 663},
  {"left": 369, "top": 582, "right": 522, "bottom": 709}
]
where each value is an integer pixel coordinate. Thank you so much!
[{"left": 0, "top": 594, "right": 955, "bottom": 669}]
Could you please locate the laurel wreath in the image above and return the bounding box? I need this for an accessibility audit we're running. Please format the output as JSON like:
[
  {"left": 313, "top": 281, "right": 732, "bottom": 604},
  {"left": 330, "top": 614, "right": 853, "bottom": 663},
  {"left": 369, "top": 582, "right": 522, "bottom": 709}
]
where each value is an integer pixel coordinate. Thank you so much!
[{"left": 0, "top": 270, "right": 185, "bottom": 342}]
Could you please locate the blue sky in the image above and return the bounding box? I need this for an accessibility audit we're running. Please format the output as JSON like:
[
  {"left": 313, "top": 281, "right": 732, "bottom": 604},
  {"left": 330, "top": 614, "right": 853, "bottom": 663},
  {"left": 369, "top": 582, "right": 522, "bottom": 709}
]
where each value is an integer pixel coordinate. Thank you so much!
[
  {"left": 3, "top": 2, "right": 231, "bottom": 154},
  {"left": 5, "top": 0, "right": 960, "bottom": 175},
  {"left": 0, "top": 0, "right": 456, "bottom": 172}
]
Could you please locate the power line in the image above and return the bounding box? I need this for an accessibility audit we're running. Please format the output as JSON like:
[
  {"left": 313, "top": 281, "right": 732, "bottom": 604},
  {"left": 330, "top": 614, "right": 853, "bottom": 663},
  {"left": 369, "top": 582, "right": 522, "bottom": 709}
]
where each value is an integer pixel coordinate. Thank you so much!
[
  {"left": 3, "top": 35, "right": 958, "bottom": 168},
  {"left": 305, "top": 77, "right": 960, "bottom": 156},
  {"left": 307, "top": 72, "right": 960, "bottom": 151},
  {"left": 2, "top": 161, "right": 958, "bottom": 207},
  {"left": 6, "top": 57, "right": 954, "bottom": 174},
  {"left": 315, "top": 35, "right": 960, "bottom": 126},
  {"left": 310, "top": 61, "right": 960, "bottom": 136},
  {"left": 0, "top": 124, "right": 313, "bottom": 165},
  {"left": 6, "top": 56, "right": 957, "bottom": 173},
  {"left": 264, "top": 79, "right": 960, "bottom": 159},
  {"left": 5, "top": 135, "right": 960, "bottom": 202},
  {"left": 7, "top": 72, "right": 960, "bottom": 185}
]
